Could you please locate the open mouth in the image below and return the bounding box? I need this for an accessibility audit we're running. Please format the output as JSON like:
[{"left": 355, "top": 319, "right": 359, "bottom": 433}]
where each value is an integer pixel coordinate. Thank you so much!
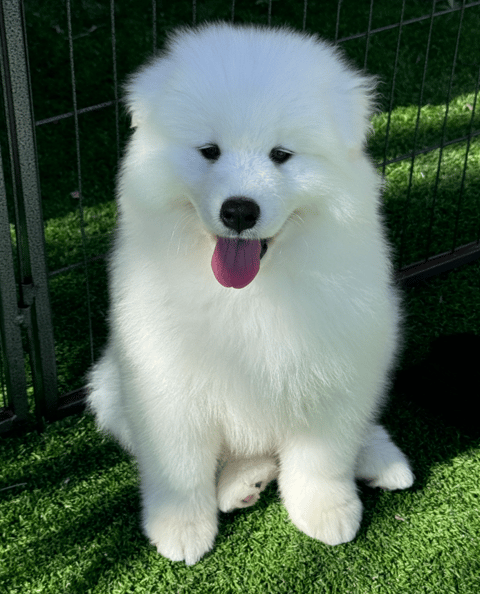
[
  {"left": 211, "top": 236, "right": 271, "bottom": 289},
  {"left": 260, "top": 238, "right": 269, "bottom": 259}
]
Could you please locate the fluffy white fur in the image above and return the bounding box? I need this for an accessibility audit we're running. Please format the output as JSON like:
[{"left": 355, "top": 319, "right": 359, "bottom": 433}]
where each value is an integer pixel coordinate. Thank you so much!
[{"left": 88, "top": 23, "right": 414, "bottom": 565}]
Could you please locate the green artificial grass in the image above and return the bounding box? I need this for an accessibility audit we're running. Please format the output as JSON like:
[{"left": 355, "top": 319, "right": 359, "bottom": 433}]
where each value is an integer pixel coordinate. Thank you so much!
[
  {"left": 1, "top": 0, "right": 480, "bottom": 592},
  {"left": 2, "top": 258, "right": 480, "bottom": 592}
]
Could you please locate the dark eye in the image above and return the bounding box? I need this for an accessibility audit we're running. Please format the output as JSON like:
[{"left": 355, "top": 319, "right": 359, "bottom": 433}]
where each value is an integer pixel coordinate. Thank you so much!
[
  {"left": 199, "top": 144, "right": 221, "bottom": 161},
  {"left": 269, "top": 147, "right": 293, "bottom": 164}
]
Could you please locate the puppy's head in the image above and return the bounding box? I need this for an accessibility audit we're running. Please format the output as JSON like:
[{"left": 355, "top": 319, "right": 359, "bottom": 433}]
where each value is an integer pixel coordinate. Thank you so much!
[{"left": 122, "top": 23, "right": 378, "bottom": 288}]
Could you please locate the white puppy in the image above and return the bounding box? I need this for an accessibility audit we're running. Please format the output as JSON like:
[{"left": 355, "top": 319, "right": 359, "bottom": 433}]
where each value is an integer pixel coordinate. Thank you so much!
[{"left": 88, "top": 23, "right": 414, "bottom": 565}]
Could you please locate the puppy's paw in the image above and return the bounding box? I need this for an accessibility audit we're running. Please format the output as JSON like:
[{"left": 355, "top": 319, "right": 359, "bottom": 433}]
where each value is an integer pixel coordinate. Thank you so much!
[
  {"left": 286, "top": 490, "right": 363, "bottom": 546},
  {"left": 365, "top": 460, "right": 415, "bottom": 491},
  {"left": 217, "top": 456, "right": 278, "bottom": 513},
  {"left": 143, "top": 508, "right": 217, "bottom": 565},
  {"left": 292, "top": 498, "right": 362, "bottom": 546},
  {"left": 356, "top": 424, "right": 415, "bottom": 491}
]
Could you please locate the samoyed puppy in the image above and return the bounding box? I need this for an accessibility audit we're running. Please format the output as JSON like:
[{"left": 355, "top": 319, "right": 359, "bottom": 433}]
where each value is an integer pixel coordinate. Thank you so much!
[{"left": 88, "top": 22, "right": 414, "bottom": 565}]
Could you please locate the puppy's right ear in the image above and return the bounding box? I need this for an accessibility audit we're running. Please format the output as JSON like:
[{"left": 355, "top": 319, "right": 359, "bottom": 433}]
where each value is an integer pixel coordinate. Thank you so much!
[{"left": 124, "top": 57, "right": 171, "bottom": 128}]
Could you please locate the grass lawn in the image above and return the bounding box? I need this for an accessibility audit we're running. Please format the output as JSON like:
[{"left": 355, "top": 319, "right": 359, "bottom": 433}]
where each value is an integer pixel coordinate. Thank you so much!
[
  {"left": 1, "top": 0, "right": 479, "bottom": 592},
  {"left": 2, "top": 261, "right": 480, "bottom": 592}
]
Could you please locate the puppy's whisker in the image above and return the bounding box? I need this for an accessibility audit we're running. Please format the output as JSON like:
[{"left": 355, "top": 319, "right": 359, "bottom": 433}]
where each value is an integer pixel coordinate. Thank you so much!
[{"left": 167, "top": 212, "right": 193, "bottom": 256}]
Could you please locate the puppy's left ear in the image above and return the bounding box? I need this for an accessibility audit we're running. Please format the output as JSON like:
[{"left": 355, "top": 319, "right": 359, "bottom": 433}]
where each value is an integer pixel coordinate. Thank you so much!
[{"left": 332, "top": 74, "right": 377, "bottom": 152}]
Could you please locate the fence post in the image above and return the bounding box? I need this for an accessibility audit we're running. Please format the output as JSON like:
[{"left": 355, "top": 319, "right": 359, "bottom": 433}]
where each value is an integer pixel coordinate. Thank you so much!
[
  {"left": 0, "top": 0, "right": 57, "bottom": 423},
  {"left": 0, "top": 144, "right": 28, "bottom": 431}
]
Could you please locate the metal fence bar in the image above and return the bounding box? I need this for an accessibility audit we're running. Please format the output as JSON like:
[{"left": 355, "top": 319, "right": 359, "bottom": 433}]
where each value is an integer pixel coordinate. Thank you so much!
[
  {"left": 0, "top": 145, "right": 28, "bottom": 431},
  {"left": 362, "top": 0, "right": 374, "bottom": 70},
  {"left": 110, "top": 0, "right": 121, "bottom": 164},
  {"left": 383, "top": 129, "right": 480, "bottom": 167},
  {"left": 33, "top": 98, "right": 480, "bottom": 168},
  {"left": 0, "top": 0, "right": 57, "bottom": 424},
  {"left": 65, "top": 0, "right": 95, "bottom": 366},
  {"left": 381, "top": 0, "right": 406, "bottom": 178},
  {"left": 397, "top": 1, "right": 436, "bottom": 269},
  {"left": 396, "top": 240, "right": 480, "bottom": 287},
  {"left": 452, "top": 65, "right": 480, "bottom": 249},
  {"left": 424, "top": 0, "right": 466, "bottom": 261},
  {"left": 35, "top": 101, "right": 117, "bottom": 127},
  {"left": 336, "top": 0, "right": 480, "bottom": 44}
]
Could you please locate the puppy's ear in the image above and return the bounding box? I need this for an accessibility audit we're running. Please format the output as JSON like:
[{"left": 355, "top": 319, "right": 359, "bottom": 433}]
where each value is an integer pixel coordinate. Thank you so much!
[
  {"left": 332, "top": 74, "right": 377, "bottom": 153},
  {"left": 124, "top": 58, "right": 172, "bottom": 128}
]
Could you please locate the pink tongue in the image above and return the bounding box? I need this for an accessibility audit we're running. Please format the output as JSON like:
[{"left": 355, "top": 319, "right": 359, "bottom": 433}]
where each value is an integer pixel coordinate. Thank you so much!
[{"left": 212, "top": 238, "right": 261, "bottom": 289}]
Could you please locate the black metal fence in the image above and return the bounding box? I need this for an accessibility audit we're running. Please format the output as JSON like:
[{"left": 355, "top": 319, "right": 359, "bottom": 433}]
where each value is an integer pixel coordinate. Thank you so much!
[{"left": 1, "top": 0, "right": 479, "bottom": 433}]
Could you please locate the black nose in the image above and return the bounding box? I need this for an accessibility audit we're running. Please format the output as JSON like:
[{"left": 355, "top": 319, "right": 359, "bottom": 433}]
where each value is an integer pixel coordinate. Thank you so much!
[{"left": 220, "top": 198, "right": 260, "bottom": 233}]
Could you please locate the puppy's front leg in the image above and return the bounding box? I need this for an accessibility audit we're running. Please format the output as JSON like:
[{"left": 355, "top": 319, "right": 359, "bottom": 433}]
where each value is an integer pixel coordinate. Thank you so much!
[
  {"left": 134, "top": 419, "right": 220, "bottom": 565},
  {"left": 278, "top": 427, "right": 362, "bottom": 546}
]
